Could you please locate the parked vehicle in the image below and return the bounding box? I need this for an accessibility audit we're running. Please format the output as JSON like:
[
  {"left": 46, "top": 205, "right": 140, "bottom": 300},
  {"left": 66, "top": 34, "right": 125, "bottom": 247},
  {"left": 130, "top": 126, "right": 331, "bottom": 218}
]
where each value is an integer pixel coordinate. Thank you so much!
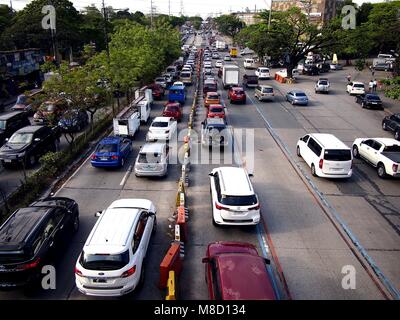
[
  {"left": 91, "top": 136, "right": 132, "bottom": 168},
  {"left": 352, "top": 138, "right": 400, "bottom": 178},
  {"left": 179, "top": 71, "right": 193, "bottom": 85},
  {"left": 228, "top": 87, "right": 246, "bottom": 104},
  {"left": 286, "top": 90, "right": 309, "bottom": 106},
  {"left": 373, "top": 62, "right": 393, "bottom": 71},
  {"left": 255, "top": 85, "right": 274, "bottom": 101},
  {"left": 0, "top": 111, "right": 31, "bottom": 146},
  {"left": 201, "top": 118, "right": 229, "bottom": 148},
  {"left": 166, "top": 66, "right": 178, "bottom": 80},
  {"left": 204, "top": 92, "right": 221, "bottom": 108},
  {"left": 222, "top": 65, "right": 240, "bottom": 89},
  {"left": 146, "top": 83, "right": 165, "bottom": 100},
  {"left": 242, "top": 74, "right": 258, "bottom": 88},
  {"left": 215, "top": 60, "right": 223, "bottom": 68},
  {"left": 303, "top": 64, "right": 319, "bottom": 76},
  {"left": 134, "top": 142, "right": 169, "bottom": 177},
  {"left": 255, "top": 67, "right": 271, "bottom": 79},
  {"left": 58, "top": 109, "right": 89, "bottom": 133},
  {"left": 0, "top": 125, "right": 59, "bottom": 168},
  {"left": 75, "top": 199, "right": 156, "bottom": 297},
  {"left": 0, "top": 197, "right": 79, "bottom": 289},
  {"left": 202, "top": 241, "right": 276, "bottom": 300},
  {"left": 315, "top": 78, "right": 330, "bottom": 94},
  {"left": 240, "top": 47, "right": 254, "bottom": 56},
  {"left": 146, "top": 117, "right": 177, "bottom": 142},
  {"left": 33, "top": 100, "right": 66, "bottom": 124},
  {"left": 162, "top": 102, "right": 183, "bottom": 122},
  {"left": 296, "top": 133, "right": 353, "bottom": 178},
  {"left": 207, "top": 104, "right": 225, "bottom": 119},
  {"left": 223, "top": 55, "right": 231, "bottom": 62},
  {"left": 330, "top": 63, "right": 343, "bottom": 70},
  {"left": 203, "top": 79, "right": 218, "bottom": 97},
  {"left": 355, "top": 94, "right": 383, "bottom": 110},
  {"left": 209, "top": 166, "right": 260, "bottom": 226},
  {"left": 347, "top": 82, "right": 365, "bottom": 95},
  {"left": 316, "top": 62, "right": 330, "bottom": 73},
  {"left": 244, "top": 58, "right": 256, "bottom": 69},
  {"left": 168, "top": 85, "right": 186, "bottom": 104},
  {"left": 382, "top": 113, "right": 400, "bottom": 140}
]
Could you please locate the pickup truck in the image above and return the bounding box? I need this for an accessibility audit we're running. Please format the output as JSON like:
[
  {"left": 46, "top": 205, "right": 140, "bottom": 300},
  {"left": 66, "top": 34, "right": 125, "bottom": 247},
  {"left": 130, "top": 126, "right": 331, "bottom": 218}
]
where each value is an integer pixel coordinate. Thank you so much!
[{"left": 352, "top": 137, "right": 400, "bottom": 178}]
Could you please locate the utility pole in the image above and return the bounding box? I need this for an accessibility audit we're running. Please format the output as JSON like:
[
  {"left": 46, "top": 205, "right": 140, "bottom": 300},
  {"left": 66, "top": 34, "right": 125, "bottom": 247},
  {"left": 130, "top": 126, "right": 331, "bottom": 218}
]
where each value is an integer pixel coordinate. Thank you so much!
[
  {"left": 169, "top": 0, "right": 171, "bottom": 17},
  {"left": 102, "top": 0, "right": 110, "bottom": 61},
  {"left": 150, "top": 0, "right": 154, "bottom": 28},
  {"left": 180, "top": 0, "right": 184, "bottom": 16},
  {"left": 268, "top": 0, "right": 273, "bottom": 30}
]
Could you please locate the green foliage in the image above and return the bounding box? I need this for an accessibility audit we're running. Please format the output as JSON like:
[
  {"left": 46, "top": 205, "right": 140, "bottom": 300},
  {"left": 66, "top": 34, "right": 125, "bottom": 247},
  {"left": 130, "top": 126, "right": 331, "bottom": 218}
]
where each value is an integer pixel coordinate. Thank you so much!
[
  {"left": 0, "top": 4, "right": 14, "bottom": 37},
  {"left": 214, "top": 14, "right": 244, "bottom": 38},
  {"left": 381, "top": 76, "right": 400, "bottom": 100},
  {"left": 40, "top": 61, "right": 57, "bottom": 73},
  {"left": 355, "top": 59, "right": 366, "bottom": 71}
]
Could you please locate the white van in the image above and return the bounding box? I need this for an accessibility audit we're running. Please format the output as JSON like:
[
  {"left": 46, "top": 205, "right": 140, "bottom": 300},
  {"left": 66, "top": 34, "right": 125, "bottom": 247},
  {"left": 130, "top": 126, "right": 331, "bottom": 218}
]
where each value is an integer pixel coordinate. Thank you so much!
[
  {"left": 296, "top": 133, "right": 353, "bottom": 178},
  {"left": 244, "top": 58, "right": 256, "bottom": 69},
  {"left": 75, "top": 199, "right": 156, "bottom": 297}
]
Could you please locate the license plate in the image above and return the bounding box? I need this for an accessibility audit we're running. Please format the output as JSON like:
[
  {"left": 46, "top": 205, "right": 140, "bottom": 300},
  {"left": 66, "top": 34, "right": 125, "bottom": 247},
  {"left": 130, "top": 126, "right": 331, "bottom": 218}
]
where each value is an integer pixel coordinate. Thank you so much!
[
  {"left": 93, "top": 278, "right": 107, "bottom": 283},
  {"left": 372, "top": 102, "right": 377, "bottom": 104},
  {"left": 100, "top": 157, "right": 108, "bottom": 161}
]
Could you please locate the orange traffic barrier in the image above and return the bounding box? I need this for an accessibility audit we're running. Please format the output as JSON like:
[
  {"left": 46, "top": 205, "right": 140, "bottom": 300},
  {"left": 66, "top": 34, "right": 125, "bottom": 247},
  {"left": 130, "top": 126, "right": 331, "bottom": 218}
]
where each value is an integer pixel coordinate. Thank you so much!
[
  {"left": 177, "top": 206, "right": 188, "bottom": 242},
  {"left": 159, "top": 242, "right": 182, "bottom": 289}
]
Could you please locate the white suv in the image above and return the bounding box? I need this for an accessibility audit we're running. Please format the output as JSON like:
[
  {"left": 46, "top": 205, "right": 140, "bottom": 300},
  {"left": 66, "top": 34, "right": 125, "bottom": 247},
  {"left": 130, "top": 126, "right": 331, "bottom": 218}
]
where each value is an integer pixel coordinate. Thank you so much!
[
  {"left": 209, "top": 167, "right": 260, "bottom": 226},
  {"left": 75, "top": 199, "right": 156, "bottom": 297},
  {"left": 347, "top": 81, "right": 365, "bottom": 95}
]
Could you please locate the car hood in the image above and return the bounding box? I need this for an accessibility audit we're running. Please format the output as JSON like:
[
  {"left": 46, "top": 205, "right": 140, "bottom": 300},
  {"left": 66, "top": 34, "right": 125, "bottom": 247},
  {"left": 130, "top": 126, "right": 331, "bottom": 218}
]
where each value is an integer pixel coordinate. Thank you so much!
[{"left": 0, "top": 143, "right": 30, "bottom": 154}]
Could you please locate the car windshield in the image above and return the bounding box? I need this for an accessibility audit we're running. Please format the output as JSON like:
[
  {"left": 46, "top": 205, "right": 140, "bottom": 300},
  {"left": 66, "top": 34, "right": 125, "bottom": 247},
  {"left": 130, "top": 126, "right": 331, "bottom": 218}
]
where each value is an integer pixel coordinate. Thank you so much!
[
  {"left": 207, "top": 126, "right": 225, "bottom": 132},
  {"left": 262, "top": 88, "right": 273, "bottom": 93},
  {"left": 354, "top": 84, "right": 364, "bottom": 88},
  {"left": 138, "top": 152, "right": 162, "bottom": 163},
  {"left": 97, "top": 143, "right": 117, "bottom": 153},
  {"left": 366, "top": 95, "right": 381, "bottom": 100},
  {"left": 260, "top": 69, "right": 269, "bottom": 73},
  {"left": 0, "top": 120, "right": 6, "bottom": 130},
  {"left": 152, "top": 121, "right": 168, "bottom": 128},
  {"left": 383, "top": 145, "right": 400, "bottom": 153},
  {"left": 165, "top": 106, "right": 179, "bottom": 112},
  {"left": 8, "top": 132, "right": 33, "bottom": 144},
  {"left": 208, "top": 94, "right": 219, "bottom": 100},
  {"left": 295, "top": 92, "right": 306, "bottom": 97},
  {"left": 79, "top": 251, "right": 129, "bottom": 271},
  {"left": 16, "top": 95, "right": 27, "bottom": 104},
  {"left": 220, "top": 195, "right": 258, "bottom": 206},
  {"left": 324, "top": 149, "right": 352, "bottom": 161}
]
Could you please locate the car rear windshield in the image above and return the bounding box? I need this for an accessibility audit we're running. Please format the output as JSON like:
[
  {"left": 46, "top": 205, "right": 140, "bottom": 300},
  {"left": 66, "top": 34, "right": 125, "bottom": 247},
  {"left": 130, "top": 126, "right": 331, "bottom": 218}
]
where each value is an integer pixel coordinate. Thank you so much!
[
  {"left": 210, "top": 107, "right": 223, "bottom": 113},
  {"left": 260, "top": 68, "right": 269, "bottom": 73},
  {"left": 205, "top": 85, "right": 217, "bottom": 91},
  {"left": 324, "top": 149, "right": 352, "bottom": 161},
  {"left": 319, "top": 80, "right": 328, "bottom": 85},
  {"left": 262, "top": 88, "right": 273, "bottom": 93},
  {"left": 165, "top": 106, "right": 179, "bottom": 112},
  {"left": 221, "top": 195, "right": 258, "bottom": 206},
  {"left": 97, "top": 143, "right": 117, "bottom": 153},
  {"left": 354, "top": 84, "right": 364, "bottom": 88},
  {"left": 138, "top": 152, "right": 162, "bottom": 163},
  {"left": 152, "top": 121, "right": 168, "bottom": 128},
  {"left": 366, "top": 95, "right": 381, "bottom": 100},
  {"left": 208, "top": 94, "right": 219, "bottom": 100},
  {"left": 234, "top": 90, "right": 244, "bottom": 95},
  {"left": 295, "top": 92, "right": 306, "bottom": 97},
  {"left": 181, "top": 73, "right": 191, "bottom": 77},
  {"left": 80, "top": 251, "right": 129, "bottom": 271},
  {"left": 383, "top": 145, "right": 400, "bottom": 153}
]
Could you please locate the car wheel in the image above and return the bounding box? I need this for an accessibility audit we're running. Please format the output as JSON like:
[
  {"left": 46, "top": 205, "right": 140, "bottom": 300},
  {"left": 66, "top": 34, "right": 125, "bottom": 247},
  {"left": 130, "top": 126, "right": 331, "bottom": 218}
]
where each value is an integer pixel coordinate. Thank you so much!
[
  {"left": 296, "top": 146, "right": 301, "bottom": 158},
  {"left": 377, "top": 163, "right": 387, "bottom": 179},
  {"left": 72, "top": 215, "right": 80, "bottom": 233},
  {"left": 382, "top": 122, "right": 387, "bottom": 131},
  {"left": 395, "top": 131, "right": 400, "bottom": 141},
  {"left": 27, "top": 155, "right": 36, "bottom": 168},
  {"left": 311, "top": 164, "right": 317, "bottom": 177},
  {"left": 120, "top": 157, "right": 125, "bottom": 168},
  {"left": 352, "top": 146, "right": 360, "bottom": 159}
]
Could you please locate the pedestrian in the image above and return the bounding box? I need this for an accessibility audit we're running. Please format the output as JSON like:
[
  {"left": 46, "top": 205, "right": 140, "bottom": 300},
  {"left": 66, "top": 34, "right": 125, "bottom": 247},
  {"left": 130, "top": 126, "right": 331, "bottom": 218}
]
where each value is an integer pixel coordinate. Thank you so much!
[
  {"left": 369, "top": 80, "right": 374, "bottom": 92},
  {"left": 373, "top": 79, "right": 377, "bottom": 92},
  {"left": 347, "top": 74, "right": 351, "bottom": 83}
]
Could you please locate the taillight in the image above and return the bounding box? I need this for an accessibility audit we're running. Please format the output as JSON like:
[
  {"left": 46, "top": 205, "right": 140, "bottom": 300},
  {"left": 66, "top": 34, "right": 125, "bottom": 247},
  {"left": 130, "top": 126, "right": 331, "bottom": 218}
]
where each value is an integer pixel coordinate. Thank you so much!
[
  {"left": 215, "top": 202, "right": 229, "bottom": 211},
  {"left": 111, "top": 155, "right": 119, "bottom": 160},
  {"left": 165, "top": 130, "right": 170, "bottom": 134},
  {"left": 319, "top": 159, "right": 324, "bottom": 169},
  {"left": 249, "top": 204, "right": 260, "bottom": 210},
  {"left": 393, "top": 164, "right": 399, "bottom": 172},
  {"left": 17, "top": 258, "right": 40, "bottom": 271},
  {"left": 121, "top": 266, "right": 136, "bottom": 278},
  {"left": 75, "top": 267, "right": 83, "bottom": 276},
  {"left": 91, "top": 154, "right": 97, "bottom": 160}
]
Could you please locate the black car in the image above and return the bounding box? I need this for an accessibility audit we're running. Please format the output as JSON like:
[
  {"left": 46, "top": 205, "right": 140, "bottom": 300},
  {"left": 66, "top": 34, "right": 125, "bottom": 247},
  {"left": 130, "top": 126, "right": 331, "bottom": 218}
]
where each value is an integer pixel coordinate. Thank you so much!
[
  {"left": 242, "top": 74, "right": 259, "bottom": 88},
  {"left": 0, "top": 197, "right": 79, "bottom": 289},
  {"left": 316, "top": 62, "right": 330, "bottom": 73},
  {"left": 382, "top": 113, "right": 400, "bottom": 140},
  {"left": 355, "top": 94, "right": 383, "bottom": 110},
  {"left": 303, "top": 64, "right": 320, "bottom": 76},
  {"left": 58, "top": 109, "right": 89, "bottom": 133},
  {"left": 0, "top": 111, "right": 31, "bottom": 147},
  {"left": 0, "top": 125, "right": 60, "bottom": 168}
]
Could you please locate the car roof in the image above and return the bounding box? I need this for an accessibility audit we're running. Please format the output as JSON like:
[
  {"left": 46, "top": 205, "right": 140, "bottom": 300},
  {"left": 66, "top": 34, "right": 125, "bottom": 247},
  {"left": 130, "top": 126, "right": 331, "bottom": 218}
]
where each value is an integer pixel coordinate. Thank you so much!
[
  {"left": 259, "top": 85, "right": 273, "bottom": 89},
  {"left": 140, "top": 142, "right": 166, "bottom": 153},
  {"left": 214, "top": 167, "right": 254, "bottom": 196},
  {"left": 99, "top": 136, "right": 121, "bottom": 145},
  {"left": 370, "top": 138, "right": 400, "bottom": 146},
  {"left": 206, "top": 92, "right": 219, "bottom": 96},
  {"left": 15, "top": 125, "right": 45, "bottom": 134},
  {"left": 206, "top": 117, "right": 225, "bottom": 125},
  {"left": 352, "top": 81, "right": 364, "bottom": 85},
  {"left": 310, "top": 133, "right": 350, "bottom": 149},
  {"left": 290, "top": 89, "right": 306, "bottom": 94},
  {"left": 231, "top": 87, "right": 244, "bottom": 90},
  {"left": 0, "top": 111, "right": 25, "bottom": 120},
  {"left": 153, "top": 116, "right": 172, "bottom": 122}
]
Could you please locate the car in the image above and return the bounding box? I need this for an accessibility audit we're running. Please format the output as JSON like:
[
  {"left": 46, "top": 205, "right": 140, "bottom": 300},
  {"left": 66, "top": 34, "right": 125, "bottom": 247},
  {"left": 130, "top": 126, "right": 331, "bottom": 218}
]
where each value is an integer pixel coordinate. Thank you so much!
[
  {"left": 155, "top": 77, "right": 167, "bottom": 89},
  {"left": 146, "top": 117, "right": 177, "bottom": 142},
  {"left": 207, "top": 104, "right": 225, "bottom": 119},
  {"left": 255, "top": 67, "right": 271, "bottom": 79},
  {"left": 315, "top": 78, "right": 330, "bottom": 94},
  {"left": 204, "top": 92, "right": 221, "bottom": 108},
  {"left": 58, "top": 109, "right": 89, "bottom": 133},
  {"left": 172, "top": 81, "right": 185, "bottom": 89},
  {"left": 212, "top": 53, "right": 219, "bottom": 59},
  {"left": 147, "top": 83, "right": 165, "bottom": 100},
  {"left": 134, "top": 142, "right": 169, "bottom": 177},
  {"left": 204, "top": 61, "right": 212, "bottom": 68},
  {"left": 223, "top": 55, "right": 231, "bottom": 61},
  {"left": 296, "top": 133, "right": 353, "bottom": 178},
  {"left": 91, "top": 136, "right": 132, "bottom": 168},
  {"left": 201, "top": 118, "right": 229, "bottom": 148},
  {"left": 355, "top": 93, "right": 383, "bottom": 110},
  {"left": 255, "top": 85, "right": 274, "bottom": 101},
  {"left": 209, "top": 167, "right": 260, "bottom": 226},
  {"left": 166, "top": 66, "right": 178, "bottom": 79},
  {"left": 316, "top": 62, "right": 330, "bottom": 73},
  {"left": 0, "top": 111, "right": 31, "bottom": 146},
  {"left": 243, "top": 58, "right": 256, "bottom": 69},
  {"left": 162, "top": 102, "right": 183, "bottom": 122},
  {"left": 202, "top": 241, "right": 276, "bottom": 300},
  {"left": 75, "top": 199, "right": 156, "bottom": 297},
  {"left": 352, "top": 138, "right": 400, "bottom": 178},
  {"left": 215, "top": 60, "right": 223, "bottom": 68},
  {"left": 373, "top": 62, "right": 393, "bottom": 71},
  {"left": 228, "top": 87, "right": 246, "bottom": 104},
  {"left": 382, "top": 113, "right": 400, "bottom": 140},
  {"left": 11, "top": 94, "right": 34, "bottom": 114},
  {"left": 303, "top": 64, "right": 319, "bottom": 76},
  {"left": 203, "top": 79, "right": 218, "bottom": 97},
  {"left": 0, "top": 125, "right": 59, "bottom": 168},
  {"left": 242, "top": 74, "right": 258, "bottom": 88},
  {"left": 240, "top": 47, "right": 254, "bottom": 56},
  {"left": 0, "top": 197, "right": 79, "bottom": 289},
  {"left": 162, "top": 73, "right": 173, "bottom": 87},
  {"left": 347, "top": 82, "right": 365, "bottom": 95},
  {"left": 203, "top": 67, "right": 213, "bottom": 76},
  {"left": 286, "top": 90, "right": 309, "bottom": 106},
  {"left": 330, "top": 63, "right": 343, "bottom": 70},
  {"left": 33, "top": 100, "right": 66, "bottom": 124}
]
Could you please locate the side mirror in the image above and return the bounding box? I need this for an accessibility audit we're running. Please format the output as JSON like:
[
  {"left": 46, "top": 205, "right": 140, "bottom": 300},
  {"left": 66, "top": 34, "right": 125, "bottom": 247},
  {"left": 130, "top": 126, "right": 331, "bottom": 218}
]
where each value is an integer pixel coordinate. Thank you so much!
[
  {"left": 95, "top": 210, "right": 103, "bottom": 217},
  {"left": 208, "top": 172, "right": 215, "bottom": 177}
]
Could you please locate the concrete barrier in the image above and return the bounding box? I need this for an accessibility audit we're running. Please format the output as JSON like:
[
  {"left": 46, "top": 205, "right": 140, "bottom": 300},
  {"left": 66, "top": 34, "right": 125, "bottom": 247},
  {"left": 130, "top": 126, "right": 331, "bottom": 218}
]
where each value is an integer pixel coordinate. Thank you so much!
[
  {"left": 165, "top": 271, "right": 177, "bottom": 300},
  {"left": 159, "top": 242, "right": 182, "bottom": 289},
  {"left": 177, "top": 206, "right": 188, "bottom": 242}
]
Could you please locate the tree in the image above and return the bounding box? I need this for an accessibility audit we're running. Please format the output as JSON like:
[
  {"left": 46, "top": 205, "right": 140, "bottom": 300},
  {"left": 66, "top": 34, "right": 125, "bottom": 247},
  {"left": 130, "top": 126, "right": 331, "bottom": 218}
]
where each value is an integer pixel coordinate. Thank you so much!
[
  {"left": 214, "top": 14, "right": 244, "bottom": 38},
  {"left": 0, "top": 4, "right": 14, "bottom": 39},
  {"left": 80, "top": 5, "right": 109, "bottom": 52}
]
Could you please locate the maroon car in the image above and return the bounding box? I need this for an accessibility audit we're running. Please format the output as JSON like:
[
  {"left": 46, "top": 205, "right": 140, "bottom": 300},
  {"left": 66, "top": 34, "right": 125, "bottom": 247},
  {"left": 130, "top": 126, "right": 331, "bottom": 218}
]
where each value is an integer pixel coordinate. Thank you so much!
[
  {"left": 162, "top": 102, "right": 183, "bottom": 122},
  {"left": 228, "top": 87, "right": 246, "bottom": 104},
  {"left": 202, "top": 241, "right": 276, "bottom": 300},
  {"left": 147, "top": 83, "right": 165, "bottom": 100}
]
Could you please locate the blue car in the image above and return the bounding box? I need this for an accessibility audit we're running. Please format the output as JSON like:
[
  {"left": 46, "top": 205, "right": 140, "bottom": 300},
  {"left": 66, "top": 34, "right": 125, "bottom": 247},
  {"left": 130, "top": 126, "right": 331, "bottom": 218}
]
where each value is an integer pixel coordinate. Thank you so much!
[
  {"left": 91, "top": 136, "right": 132, "bottom": 168},
  {"left": 286, "top": 90, "right": 309, "bottom": 106}
]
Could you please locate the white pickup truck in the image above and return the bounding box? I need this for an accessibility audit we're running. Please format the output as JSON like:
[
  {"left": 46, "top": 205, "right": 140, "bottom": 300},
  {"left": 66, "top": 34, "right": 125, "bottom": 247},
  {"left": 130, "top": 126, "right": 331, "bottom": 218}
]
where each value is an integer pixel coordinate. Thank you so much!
[{"left": 352, "top": 138, "right": 400, "bottom": 178}]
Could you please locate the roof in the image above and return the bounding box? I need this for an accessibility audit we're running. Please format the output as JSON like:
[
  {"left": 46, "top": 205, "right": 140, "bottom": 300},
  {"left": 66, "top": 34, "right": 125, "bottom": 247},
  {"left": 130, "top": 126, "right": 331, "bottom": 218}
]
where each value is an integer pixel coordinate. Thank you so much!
[
  {"left": 216, "top": 167, "right": 254, "bottom": 196},
  {"left": 15, "top": 125, "right": 45, "bottom": 134},
  {"left": 0, "top": 111, "right": 25, "bottom": 120},
  {"left": 311, "top": 133, "right": 350, "bottom": 150},
  {"left": 169, "top": 85, "right": 185, "bottom": 91},
  {"left": 206, "top": 92, "right": 219, "bottom": 96},
  {"left": 140, "top": 142, "right": 166, "bottom": 153},
  {"left": 206, "top": 118, "right": 226, "bottom": 125},
  {"left": 152, "top": 116, "right": 172, "bottom": 123},
  {"left": 99, "top": 136, "right": 121, "bottom": 145},
  {"left": 352, "top": 81, "right": 364, "bottom": 85}
]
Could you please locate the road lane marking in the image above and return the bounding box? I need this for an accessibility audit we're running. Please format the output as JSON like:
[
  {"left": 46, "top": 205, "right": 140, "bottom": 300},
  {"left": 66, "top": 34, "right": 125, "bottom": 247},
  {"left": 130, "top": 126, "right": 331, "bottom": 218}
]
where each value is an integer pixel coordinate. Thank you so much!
[{"left": 120, "top": 165, "right": 132, "bottom": 186}]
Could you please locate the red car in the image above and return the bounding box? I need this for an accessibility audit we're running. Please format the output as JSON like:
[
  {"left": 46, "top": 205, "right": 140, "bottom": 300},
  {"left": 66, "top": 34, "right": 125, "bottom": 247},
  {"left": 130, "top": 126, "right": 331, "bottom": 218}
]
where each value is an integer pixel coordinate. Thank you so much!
[
  {"left": 147, "top": 83, "right": 165, "bottom": 100},
  {"left": 202, "top": 242, "right": 276, "bottom": 300},
  {"left": 228, "top": 87, "right": 246, "bottom": 104},
  {"left": 207, "top": 104, "right": 225, "bottom": 119},
  {"left": 162, "top": 102, "right": 183, "bottom": 121}
]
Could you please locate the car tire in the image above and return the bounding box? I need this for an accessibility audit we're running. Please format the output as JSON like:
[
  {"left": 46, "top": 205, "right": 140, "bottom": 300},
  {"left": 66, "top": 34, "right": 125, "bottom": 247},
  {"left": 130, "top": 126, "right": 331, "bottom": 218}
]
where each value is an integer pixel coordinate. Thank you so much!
[
  {"left": 311, "top": 164, "right": 317, "bottom": 177},
  {"left": 120, "top": 157, "right": 125, "bottom": 168},
  {"left": 296, "top": 146, "right": 301, "bottom": 158},
  {"left": 72, "top": 215, "right": 80, "bottom": 233},
  {"left": 382, "top": 122, "right": 388, "bottom": 131},
  {"left": 377, "top": 163, "right": 387, "bottom": 179},
  {"left": 27, "top": 155, "right": 36, "bottom": 168},
  {"left": 352, "top": 146, "right": 360, "bottom": 159}
]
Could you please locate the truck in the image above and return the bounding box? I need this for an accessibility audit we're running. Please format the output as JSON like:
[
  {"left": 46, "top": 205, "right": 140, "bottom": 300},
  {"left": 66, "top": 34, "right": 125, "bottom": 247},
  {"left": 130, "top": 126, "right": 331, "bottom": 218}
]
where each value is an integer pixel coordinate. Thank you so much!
[
  {"left": 222, "top": 65, "right": 240, "bottom": 89},
  {"left": 372, "top": 53, "right": 396, "bottom": 67},
  {"left": 216, "top": 40, "right": 226, "bottom": 51},
  {"left": 229, "top": 47, "right": 238, "bottom": 58}
]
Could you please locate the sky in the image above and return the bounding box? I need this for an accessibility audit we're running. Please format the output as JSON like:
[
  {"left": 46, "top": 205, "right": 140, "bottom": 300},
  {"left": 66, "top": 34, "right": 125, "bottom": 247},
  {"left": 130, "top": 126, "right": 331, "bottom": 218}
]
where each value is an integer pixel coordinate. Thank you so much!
[{"left": 1, "top": 0, "right": 390, "bottom": 18}]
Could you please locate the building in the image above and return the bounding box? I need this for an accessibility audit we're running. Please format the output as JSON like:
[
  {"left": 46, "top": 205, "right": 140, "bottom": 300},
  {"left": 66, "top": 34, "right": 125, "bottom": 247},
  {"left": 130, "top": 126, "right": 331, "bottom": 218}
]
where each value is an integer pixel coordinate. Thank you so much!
[
  {"left": 271, "top": 0, "right": 337, "bottom": 25},
  {"left": 233, "top": 12, "right": 261, "bottom": 26}
]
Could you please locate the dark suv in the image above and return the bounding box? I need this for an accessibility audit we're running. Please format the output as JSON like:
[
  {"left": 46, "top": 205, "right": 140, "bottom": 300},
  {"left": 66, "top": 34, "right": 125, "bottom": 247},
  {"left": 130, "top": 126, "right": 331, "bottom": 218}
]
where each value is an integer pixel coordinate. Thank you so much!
[
  {"left": 242, "top": 74, "right": 258, "bottom": 88},
  {"left": 0, "top": 111, "right": 31, "bottom": 147},
  {"left": 382, "top": 113, "right": 400, "bottom": 140},
  {"left": 0, "top": 197, "right": 79, "bottom": 289},
  {"left": 0, "top": 125, "right": 60, "bottom": 168}
]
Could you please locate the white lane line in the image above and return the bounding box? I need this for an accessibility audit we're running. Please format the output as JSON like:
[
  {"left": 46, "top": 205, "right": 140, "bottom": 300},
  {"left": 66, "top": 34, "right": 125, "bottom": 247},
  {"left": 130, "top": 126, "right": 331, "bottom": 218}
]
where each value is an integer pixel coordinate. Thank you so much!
[{"left": 120, "top": 165, "right": 133, "bottom": 186}]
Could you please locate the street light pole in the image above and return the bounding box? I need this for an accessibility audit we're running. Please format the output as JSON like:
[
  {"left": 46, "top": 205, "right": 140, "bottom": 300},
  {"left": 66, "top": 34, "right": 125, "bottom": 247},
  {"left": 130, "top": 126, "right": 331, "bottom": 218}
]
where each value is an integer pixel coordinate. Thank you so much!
[{"left": 268, "top": 0, "right": 273, "bottom": 30}]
